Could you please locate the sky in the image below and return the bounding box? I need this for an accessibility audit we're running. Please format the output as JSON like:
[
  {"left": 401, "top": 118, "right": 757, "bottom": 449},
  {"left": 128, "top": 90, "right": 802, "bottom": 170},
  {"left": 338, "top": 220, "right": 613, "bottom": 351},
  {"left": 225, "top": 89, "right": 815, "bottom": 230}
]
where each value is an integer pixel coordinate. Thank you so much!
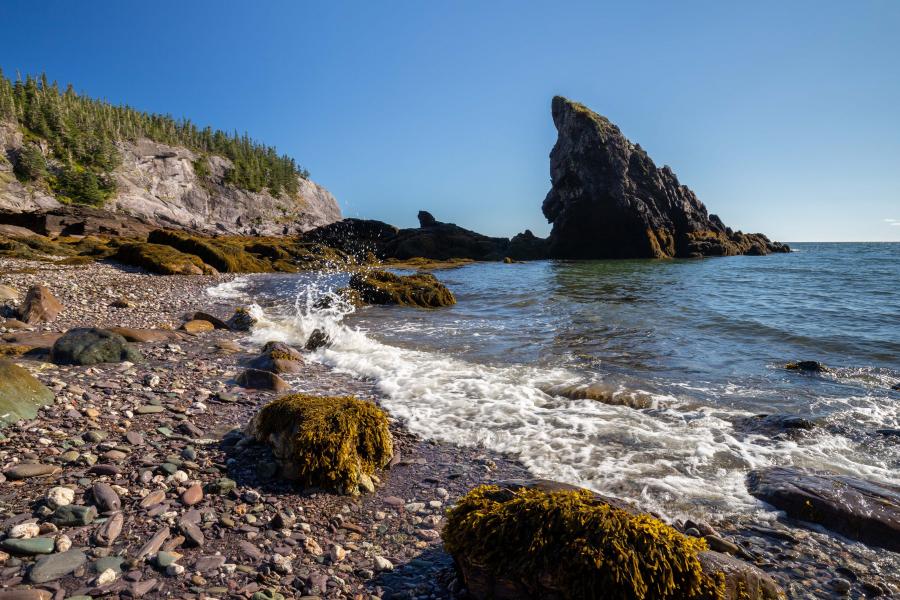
[{"left": 1, "top": 1, "right": 898, "bottom": 242}]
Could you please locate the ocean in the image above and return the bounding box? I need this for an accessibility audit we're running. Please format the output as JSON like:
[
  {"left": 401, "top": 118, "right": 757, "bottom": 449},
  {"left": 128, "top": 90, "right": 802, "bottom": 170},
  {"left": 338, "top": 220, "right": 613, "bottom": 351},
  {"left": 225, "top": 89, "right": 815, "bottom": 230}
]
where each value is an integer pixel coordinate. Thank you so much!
[{"left": 207, "top": 242, "right": 900, "bottom": 523}]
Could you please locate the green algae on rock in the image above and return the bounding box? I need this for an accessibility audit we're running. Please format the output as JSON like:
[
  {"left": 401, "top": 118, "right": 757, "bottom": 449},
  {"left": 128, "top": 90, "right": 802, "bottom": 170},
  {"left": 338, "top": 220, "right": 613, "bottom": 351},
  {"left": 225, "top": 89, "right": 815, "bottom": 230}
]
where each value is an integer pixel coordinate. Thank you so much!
[
  {"left": 348, "top": 269, "right": 455, "bottom": 308},
  {"left": 247, "top": 394, "right": 393, "bottom": 495},
  {"left": 442, "top": 483, "right": 726, "bottom": 600},
  {"left": 0, "top": 360, "right": 55, "bottom": 427},
  {"left": 112, "top": 241, "right": 215, "bottom": 275},
  {"left": 50, "top": 328, "right": 143, "bottom": 366}
]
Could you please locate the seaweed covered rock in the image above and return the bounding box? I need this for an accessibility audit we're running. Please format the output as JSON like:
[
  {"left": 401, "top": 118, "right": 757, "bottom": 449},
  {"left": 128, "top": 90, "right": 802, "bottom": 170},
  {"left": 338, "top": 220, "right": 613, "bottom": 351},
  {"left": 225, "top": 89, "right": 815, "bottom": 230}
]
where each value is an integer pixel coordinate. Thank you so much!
[
  {"left": 443, "top": 481, "right": 783, "bottom": 600},
  {"left": 226, "top": 307, "right": 257, "bottom": 331},
  {"left": 250, "top": 341, "right": 304, "bottom": 374},
  {"left": 348, "top": 269, "right": 455, "bottom": 308},
  {"left": 50, "top": 328, "right": 143, "bottom": 366},
  {"left": 112, "top": 242, "right": 214, "bottom": 275},
  {"left": 18, "top": 285, "right": 63, "bottom": 324},
  {"left": 247, "top": 394, "right": 393, "bottom": 495},
  {"left": 0, "top": 360, "right": 55, "bottom": 427},
  {"left": 148, "top": 229, "right": 272, "bottom": 273}
]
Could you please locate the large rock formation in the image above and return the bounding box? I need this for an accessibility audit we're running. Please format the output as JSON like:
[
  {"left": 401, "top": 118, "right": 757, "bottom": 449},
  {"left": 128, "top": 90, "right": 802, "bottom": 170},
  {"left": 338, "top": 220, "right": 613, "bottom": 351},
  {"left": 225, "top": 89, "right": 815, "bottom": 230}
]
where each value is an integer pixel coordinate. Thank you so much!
[
  {"left": 303, "top": 211, "right": 548, "bottom": 262},
  {"left": 542, "top": 96, "right": 789, "bottom": 258},
  {"left": 0, "top": 126, "right": 341, "bottom": 236}
]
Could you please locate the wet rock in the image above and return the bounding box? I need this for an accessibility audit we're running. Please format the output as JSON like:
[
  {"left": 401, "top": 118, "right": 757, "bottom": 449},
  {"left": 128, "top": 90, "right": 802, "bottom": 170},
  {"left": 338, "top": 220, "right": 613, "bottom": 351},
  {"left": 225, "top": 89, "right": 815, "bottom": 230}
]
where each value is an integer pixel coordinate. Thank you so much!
[
  {"left": 785, "top": 361, "right": 829, "bottom": 373},
  {"left": 18, "top": 285, "right": 63, "bottom": 324},
  {"left": 348, "top": 270, "right": 456, "bottom": 308},
  {"left": 250, "top": 341, "right": 304, "bottom": 374},
  {"left": 107, "top": 327, "right": 182, "bottom": 343},
  {"left": 236, "top": 368, "right": 289, "bottom": 392},
  {"left": 747, "top": 466, "right": 900, "bottom": 551},
  {"left": 29, "top": 549, "right": 87, "bottom": 583},
  {"left": 305, "top": 329, "right": 330, "bottom": 351},
  {"left": 226, "top": 307, "right": 256, "bottom": 332},
  {"left": 50, "top": 328, "right": 143, "bottom": 365},
  {"left": 0, "top": 361, "right": 55, "bottom": 428}
]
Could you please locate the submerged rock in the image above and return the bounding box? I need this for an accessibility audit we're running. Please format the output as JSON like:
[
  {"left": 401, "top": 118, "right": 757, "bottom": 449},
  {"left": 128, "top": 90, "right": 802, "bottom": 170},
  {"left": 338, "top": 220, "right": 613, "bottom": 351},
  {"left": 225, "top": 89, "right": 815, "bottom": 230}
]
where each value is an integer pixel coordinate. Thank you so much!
[
  {"left": 746, "top": 466, "right": 900, "bottom": 551},
  {"left": 50, "top": 328, "right": 143, "bottom": 365},
  {"left": 348, "top": 269, "right": 456, "bottom": 308},
  {"left": 785, "top": 360, "right": 829, "bottom": 373},
  {"left": 443, "top": 479, "right": 783, "bottom": 600},
  {"left": 0, "top": 360, "right": 55, "bottom": 427},
  {"left": 541, "top": 96, "right": 789, "bottom": 259},
  {"left": 247, "top": 393, "right": 393, "bottom": 495}
]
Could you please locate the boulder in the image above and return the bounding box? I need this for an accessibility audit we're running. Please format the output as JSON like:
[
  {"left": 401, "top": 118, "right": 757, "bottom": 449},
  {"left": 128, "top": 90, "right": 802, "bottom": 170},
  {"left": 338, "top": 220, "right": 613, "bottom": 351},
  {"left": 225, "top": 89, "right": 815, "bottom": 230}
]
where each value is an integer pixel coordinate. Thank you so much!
[
  {"left": 249, "top": 341, "right": 304, "bottom": 374},
  {"left": 541, "top": 96, "right": 789, "bottom": 259},
  {"left": 443, "top": 480, "right": 783, "bottom": 600},
  {"left": 50, "top": 328, "right": 143, "bottom": 366},
  {"left": 18, "top": 285, "right": 63, "bottom": 324},
  {"left": 246, "top": 393, "right": 393, "bottom": 494},
  {"left": 348, "top": 269, "right": 455, "bottom": 308},
  {"left": 305, "top": 329, "right": 330, "bottom": 351},
  {"left": 746, "top": 466, "right": 900, "bottom": 551},
  {"left": 0, "top": 360, "right": 55, "bottom": 427},
  {"left": 236, "top": 368, "right": 289, "bottom": 392}
]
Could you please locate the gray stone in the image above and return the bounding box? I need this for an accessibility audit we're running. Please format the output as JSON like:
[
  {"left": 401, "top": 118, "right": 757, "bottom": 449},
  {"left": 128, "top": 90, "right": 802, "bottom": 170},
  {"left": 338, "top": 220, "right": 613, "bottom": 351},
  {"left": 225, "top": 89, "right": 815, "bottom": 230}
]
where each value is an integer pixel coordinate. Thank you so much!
[{"left": 29, "top": 549, "right": 87, "bottom": 583}]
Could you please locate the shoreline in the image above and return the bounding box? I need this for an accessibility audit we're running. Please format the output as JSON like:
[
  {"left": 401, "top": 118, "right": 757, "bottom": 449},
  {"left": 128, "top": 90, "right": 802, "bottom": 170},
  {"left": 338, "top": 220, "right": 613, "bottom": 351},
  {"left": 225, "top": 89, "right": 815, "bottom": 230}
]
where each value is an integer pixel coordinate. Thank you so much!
[{"left": 0, "top": 257, "right": 897, "bottom": 599}]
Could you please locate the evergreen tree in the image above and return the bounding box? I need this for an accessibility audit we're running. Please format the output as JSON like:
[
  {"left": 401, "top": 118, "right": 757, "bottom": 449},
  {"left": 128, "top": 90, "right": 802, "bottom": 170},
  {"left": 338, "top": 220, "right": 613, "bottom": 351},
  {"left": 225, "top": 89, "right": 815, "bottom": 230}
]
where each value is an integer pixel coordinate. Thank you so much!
[{"left": 0, "top": 70, "right": 307, "bottom": 206}]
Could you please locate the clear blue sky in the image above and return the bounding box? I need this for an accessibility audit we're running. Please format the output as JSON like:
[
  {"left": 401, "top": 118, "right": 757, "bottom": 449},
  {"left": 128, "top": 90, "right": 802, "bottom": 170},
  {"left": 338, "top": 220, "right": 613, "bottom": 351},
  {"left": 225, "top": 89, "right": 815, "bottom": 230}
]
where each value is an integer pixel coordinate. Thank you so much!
[{"left": 2, "top": 1, "right": 898, "bottom": 241}]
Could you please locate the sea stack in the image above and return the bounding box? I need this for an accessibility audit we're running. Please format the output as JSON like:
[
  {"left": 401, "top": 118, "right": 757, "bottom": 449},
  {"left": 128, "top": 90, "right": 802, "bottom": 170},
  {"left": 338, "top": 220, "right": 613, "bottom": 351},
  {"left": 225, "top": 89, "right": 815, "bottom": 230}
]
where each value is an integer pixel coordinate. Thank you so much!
[{"left": 542, "top": 96, "right": 789, "bottom": 259}]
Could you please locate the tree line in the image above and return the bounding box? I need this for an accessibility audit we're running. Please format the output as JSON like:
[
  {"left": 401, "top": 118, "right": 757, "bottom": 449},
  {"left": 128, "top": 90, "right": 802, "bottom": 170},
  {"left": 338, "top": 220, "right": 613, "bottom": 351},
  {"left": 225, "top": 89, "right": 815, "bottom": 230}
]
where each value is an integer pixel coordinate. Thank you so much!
[{"left": 0, "top": 69, "right": 308, "bottom": 205}]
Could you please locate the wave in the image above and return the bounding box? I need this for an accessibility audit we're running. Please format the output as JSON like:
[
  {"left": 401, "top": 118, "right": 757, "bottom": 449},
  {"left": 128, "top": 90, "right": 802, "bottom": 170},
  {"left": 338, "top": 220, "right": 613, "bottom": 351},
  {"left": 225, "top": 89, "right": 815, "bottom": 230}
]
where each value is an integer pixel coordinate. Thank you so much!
[{"left": 206, "top": 275, "right": 900, "bottom": 522}]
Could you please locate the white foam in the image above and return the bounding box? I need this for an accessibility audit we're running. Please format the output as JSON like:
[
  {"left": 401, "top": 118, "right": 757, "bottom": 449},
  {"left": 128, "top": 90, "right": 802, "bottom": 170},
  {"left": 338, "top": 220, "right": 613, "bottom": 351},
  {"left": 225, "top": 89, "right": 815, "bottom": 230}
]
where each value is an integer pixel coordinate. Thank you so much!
[{"left": 227, "top": 276, "right": 900, "bottom": 522}]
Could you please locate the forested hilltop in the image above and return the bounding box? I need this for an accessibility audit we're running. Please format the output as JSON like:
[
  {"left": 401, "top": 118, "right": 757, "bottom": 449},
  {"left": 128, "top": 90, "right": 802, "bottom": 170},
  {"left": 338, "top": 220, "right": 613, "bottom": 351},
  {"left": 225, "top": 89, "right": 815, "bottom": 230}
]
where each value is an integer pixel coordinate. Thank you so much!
[{"left": 0, "top": 70, "right": 307, "bottom": 205}]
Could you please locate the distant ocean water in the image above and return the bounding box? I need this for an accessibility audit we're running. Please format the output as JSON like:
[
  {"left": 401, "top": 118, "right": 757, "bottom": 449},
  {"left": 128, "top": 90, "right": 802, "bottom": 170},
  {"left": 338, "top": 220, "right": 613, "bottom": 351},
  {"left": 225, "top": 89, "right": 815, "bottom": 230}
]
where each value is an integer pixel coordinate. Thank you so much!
[{"left": 208, "top": 242, "right": 900, "bottom": 522}]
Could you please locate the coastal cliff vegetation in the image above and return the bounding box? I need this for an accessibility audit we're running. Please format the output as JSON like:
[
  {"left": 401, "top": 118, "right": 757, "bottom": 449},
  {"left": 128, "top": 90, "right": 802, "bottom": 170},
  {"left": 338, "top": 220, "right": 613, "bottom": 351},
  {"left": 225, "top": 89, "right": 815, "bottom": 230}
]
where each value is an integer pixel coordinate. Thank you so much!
[{"left": 0, "top": 69, "right": 306, "bottom": 206}]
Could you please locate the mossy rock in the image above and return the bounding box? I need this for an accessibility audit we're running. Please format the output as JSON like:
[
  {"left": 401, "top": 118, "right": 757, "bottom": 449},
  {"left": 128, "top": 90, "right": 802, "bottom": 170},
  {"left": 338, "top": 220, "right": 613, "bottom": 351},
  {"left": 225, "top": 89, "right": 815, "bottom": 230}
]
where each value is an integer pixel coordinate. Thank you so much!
[
  {"left": 0, "top": 360, "right": 55, "bottom": 427},
  {"left": 51, "top": 328, "right": 143, "bottom": 366},
  {"left": 443, "top": 481, "right": 780, "bottom": 600},
  {"left": 348, "top": 269, "right": 456, "bottom": 308},
  {"left": 249, "top": 341, "right": 304, "bottom": 374},
  {"left": 247, "top": 394, "right": 393, "bottom": 495},
  {"left": 148, "top": 229, "right": 272, "bottom": 273},
  {"left": 112, "top": 242, "right": 214, "bottom": 275}
]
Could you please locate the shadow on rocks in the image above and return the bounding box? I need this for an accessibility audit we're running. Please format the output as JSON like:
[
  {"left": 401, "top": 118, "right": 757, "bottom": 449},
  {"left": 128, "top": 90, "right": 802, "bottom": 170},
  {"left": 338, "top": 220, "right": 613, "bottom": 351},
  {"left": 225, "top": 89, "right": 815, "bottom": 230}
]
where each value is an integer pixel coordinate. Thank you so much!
[{"left": 367, "top": 546, "right": 460, "bottom": 600}]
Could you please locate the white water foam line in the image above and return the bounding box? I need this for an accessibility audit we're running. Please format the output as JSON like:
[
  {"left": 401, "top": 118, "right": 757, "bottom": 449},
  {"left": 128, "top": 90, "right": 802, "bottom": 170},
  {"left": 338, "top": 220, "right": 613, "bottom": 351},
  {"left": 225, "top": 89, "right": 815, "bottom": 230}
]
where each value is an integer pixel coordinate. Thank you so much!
[{"left": 207, "top": 278, "right": 900, "bottom": 522}]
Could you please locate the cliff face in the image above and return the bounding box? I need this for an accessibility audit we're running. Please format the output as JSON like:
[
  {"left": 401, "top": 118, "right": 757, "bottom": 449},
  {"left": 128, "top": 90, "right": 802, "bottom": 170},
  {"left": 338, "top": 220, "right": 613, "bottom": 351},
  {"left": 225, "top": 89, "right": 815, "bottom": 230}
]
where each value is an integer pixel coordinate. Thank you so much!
[
  {"left": 542, "top": 97, "right": 788, "bottom": 258},
  {"left": 0, "top": 123, "right": 341, "bottom": 236}
]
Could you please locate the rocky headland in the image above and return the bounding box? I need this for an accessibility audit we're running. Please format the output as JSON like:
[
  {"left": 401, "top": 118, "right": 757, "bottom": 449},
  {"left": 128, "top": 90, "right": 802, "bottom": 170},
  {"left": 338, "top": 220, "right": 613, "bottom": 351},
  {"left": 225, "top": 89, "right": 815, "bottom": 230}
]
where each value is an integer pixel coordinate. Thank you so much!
[{"left": 542, "top": 96, "right": 790, "bottom": 259}]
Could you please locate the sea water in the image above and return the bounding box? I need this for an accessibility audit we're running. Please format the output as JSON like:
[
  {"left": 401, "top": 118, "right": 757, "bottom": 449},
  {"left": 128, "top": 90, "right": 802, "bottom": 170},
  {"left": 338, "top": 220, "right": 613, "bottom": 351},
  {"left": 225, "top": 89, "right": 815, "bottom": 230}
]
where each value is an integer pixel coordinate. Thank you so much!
[{"left": 207, "top": 242, "right": 900, "bottom": 522}]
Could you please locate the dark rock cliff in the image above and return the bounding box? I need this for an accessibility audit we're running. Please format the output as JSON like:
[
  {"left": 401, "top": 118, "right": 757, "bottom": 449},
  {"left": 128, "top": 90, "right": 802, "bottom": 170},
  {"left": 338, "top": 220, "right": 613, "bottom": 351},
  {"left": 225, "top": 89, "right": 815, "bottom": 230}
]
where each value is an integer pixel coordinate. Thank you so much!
[
  {"left": 303, "top": 211, "right": 548, "bottom": 262},
  {"left": 542, "top": 96, "right": 789, "bottom": 259}
]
